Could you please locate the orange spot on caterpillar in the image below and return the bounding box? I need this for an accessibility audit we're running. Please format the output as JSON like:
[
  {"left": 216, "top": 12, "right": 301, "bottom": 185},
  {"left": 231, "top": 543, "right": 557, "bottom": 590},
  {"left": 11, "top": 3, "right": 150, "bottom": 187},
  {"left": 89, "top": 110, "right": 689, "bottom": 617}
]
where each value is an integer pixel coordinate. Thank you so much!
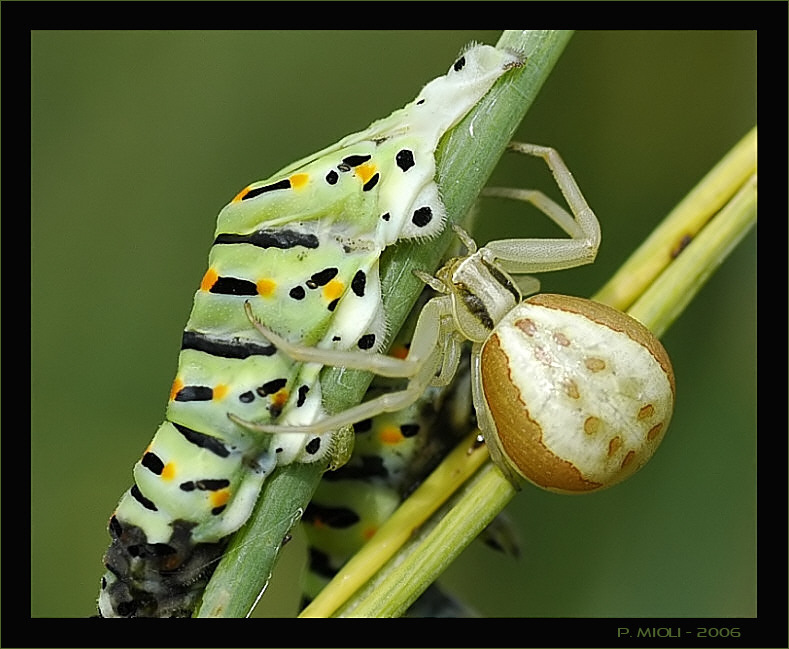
[
  {"left": 213, "top": 384, "right": 229, "bottom": 400},
  {"left": 355, "top": 162, "right": 377, "bottom": 185},
  {"left": 211, "top": 489, "right": 230, "bottom": 509},
  {"left": 362, "top": 526, "right": 378, "bottom": 541},
  {"left": 200, "top": 268, "right": 218, "bottom": 292},
  {"left": 289, "top": 173, "right": 309, "bottom": 189},
  {"left": 160, "top": 462, "right": 176, "bottom": 481},
  {"left": 232, "top": 184, "right": 253, "bottom": 203},
  {"left": 272, "top": 389, "right": 289, "bottom": 409},
  {"left": 323, "top": 278, "right": 345, "bottom": 302},
  {"left": 169, "top": 378, "right": 184, "bottom": 402},
  {"left": 257, "top": 278, "right": 276, "bottom": 297},
  {"left": 379, "top": 426, "right": 404, "bottom": 445}
]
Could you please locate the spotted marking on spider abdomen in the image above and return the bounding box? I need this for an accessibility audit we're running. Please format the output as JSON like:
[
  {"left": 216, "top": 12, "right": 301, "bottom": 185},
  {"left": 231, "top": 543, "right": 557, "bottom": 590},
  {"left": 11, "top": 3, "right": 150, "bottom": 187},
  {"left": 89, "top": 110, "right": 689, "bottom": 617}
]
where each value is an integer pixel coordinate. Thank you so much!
[
  {"left": 583, "top": 416, "right": 601, "bottom": 436},
  {"left": 646, "top": 423, "right": 663, "bottom": 441},
  {"left": 584, "top": 357, "right": 607, "bottom": 372},
  {"left": 638, "top": 404, "right": 655, "bottom": 420}
]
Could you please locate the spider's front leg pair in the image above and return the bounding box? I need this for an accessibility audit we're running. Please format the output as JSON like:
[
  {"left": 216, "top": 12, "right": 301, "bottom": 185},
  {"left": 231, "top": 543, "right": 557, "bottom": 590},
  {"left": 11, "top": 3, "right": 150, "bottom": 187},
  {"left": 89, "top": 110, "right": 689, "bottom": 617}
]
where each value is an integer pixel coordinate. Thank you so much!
[
  {"left": 229, "top": 295, "right": 464, "bottom": 435},
  {"left": 480, "top": 142, "right": 600, "bottom": 275},
  {"left": 228, "top": 142, "right": 601, "bottom": 440}
]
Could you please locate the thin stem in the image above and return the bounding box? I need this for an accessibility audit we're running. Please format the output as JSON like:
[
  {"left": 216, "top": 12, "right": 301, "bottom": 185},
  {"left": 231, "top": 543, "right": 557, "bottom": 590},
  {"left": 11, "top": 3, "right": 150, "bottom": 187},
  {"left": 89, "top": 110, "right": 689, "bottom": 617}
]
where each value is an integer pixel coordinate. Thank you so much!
[
  {"left": 594, "top": 127, "right": 757, "bottom": 313},
  {"left": 343, "top": 461, "right": 516, "bottom": 618}
]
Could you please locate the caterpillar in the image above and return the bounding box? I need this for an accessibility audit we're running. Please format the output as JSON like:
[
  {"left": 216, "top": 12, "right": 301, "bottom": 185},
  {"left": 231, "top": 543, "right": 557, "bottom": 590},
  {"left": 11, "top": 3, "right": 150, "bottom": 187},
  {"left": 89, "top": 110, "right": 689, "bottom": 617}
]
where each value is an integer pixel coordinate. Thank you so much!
[{"left": 98, "top": 43, "right": 522, "bottom": 618}]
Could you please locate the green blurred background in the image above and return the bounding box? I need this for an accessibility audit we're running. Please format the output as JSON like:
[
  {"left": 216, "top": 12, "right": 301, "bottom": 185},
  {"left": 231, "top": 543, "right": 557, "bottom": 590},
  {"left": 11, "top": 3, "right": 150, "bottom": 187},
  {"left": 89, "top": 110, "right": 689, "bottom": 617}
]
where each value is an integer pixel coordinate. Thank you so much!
[{"left": 31, "top": 30, "right": 756, "bottom": 618}]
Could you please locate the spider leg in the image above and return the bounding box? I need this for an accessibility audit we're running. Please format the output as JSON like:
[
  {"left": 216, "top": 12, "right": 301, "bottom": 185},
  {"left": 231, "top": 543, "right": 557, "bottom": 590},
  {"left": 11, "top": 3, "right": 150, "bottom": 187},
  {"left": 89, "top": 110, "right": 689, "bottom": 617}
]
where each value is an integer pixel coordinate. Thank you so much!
[
  {"left": 232, "top": 296, "right": 459, "bottom": 435},
  {"left": 481, "top": 142, "right": 601, "bottom": 274}
]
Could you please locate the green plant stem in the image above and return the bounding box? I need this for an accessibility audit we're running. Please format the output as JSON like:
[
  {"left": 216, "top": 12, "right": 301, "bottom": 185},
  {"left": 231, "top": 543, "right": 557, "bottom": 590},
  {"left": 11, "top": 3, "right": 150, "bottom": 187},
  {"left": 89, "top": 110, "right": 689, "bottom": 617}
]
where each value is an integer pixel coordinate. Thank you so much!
[
  {"left": 343, "top": 462, "right": 516, "bottom": 618},
  {"left": 319, "top": 127, "right": 757, "bottom": 618},
  {"left": 195, "top": 29, "right": 569, "bottom": 618},
  {"left": 627, "top": 170, "right": 756, "bottom": 339},
  {"left": 194, "top": 463, "right": 318, "bottom": 618},
  {"left": 299, "top": 430, "right": 490, "bottom": 617}
]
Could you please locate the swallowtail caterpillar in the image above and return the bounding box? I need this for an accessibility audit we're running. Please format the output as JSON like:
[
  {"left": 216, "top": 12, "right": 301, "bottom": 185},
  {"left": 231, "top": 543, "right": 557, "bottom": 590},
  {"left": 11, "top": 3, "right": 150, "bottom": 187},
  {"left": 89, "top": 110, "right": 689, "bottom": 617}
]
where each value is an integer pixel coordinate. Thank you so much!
[
  {"left": 232, "top": 142, "right": 676, "bottom": 493},
  {"left": 98, "top": 43, "right": 523, "bottom": 617}
]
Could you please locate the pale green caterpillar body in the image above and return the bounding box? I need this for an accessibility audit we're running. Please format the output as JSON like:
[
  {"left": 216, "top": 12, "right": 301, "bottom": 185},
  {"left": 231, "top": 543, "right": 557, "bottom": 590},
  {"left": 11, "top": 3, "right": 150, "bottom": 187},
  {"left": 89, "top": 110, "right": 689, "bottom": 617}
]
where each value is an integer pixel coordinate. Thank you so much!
[{"left": 98, "top": 43, "right": 521, "bottom": 618}]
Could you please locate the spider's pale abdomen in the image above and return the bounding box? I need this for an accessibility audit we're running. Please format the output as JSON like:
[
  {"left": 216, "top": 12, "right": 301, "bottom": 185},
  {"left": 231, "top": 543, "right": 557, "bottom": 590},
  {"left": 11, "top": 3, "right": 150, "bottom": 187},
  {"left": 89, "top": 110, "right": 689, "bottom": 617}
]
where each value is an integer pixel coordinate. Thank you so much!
[{"left": 481, "top": 294, "right": 675, "bottom": 493}]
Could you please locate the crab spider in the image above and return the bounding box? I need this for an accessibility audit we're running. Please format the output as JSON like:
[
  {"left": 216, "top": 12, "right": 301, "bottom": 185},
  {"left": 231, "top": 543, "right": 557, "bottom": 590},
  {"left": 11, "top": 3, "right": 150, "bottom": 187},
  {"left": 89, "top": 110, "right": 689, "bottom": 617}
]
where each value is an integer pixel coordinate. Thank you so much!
[{"left": 231, "top": 143, "right": 674, "bottom": 492}]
